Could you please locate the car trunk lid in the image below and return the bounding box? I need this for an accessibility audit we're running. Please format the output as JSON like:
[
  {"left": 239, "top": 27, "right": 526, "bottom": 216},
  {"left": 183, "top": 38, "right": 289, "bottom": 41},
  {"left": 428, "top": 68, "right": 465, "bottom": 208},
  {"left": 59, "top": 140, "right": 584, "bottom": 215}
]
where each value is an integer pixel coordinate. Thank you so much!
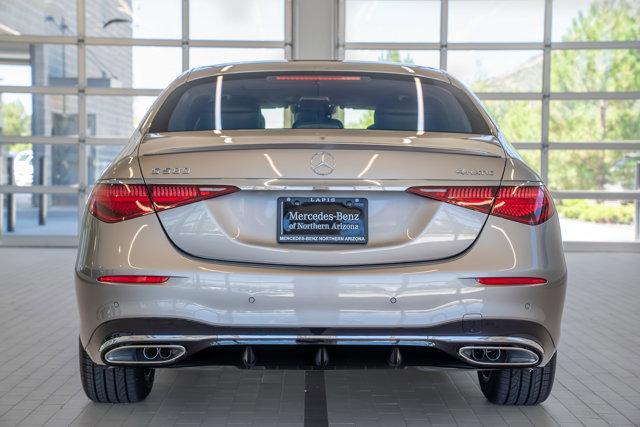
[{"left": 138, "top": 130, "right": 505, "bottom": 266}]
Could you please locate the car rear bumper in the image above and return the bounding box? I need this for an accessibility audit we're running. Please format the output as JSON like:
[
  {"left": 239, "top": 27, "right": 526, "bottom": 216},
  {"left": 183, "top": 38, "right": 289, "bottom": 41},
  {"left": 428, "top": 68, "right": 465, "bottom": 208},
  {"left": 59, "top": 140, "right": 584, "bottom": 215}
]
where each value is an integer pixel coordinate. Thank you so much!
[
  {"left": 76, "top": 209, "right": 567, "bottom": 370},
  {"left": 84, "top": 318, "right": 556, "bottom": 369}
]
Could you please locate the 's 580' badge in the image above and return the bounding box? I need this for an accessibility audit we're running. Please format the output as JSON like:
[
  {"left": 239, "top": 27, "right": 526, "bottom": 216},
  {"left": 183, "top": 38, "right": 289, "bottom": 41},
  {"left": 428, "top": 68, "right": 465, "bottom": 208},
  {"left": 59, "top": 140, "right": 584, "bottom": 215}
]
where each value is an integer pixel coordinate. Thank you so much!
[{"left": 151, "top": 167, "right": 191, "bottom": 175}]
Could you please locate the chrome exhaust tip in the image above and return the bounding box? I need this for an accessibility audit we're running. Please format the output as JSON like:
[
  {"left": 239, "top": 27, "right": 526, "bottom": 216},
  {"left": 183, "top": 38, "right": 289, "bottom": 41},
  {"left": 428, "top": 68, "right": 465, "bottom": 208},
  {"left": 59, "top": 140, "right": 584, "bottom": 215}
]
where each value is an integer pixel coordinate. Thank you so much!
[
  {"left": 484, "top": 348, "right": 501, "bottom": 361},
  {"left": 458, "top": 346, "right": 539, "bottom": 367},
  {"left": 142, "top": 347, "right": 159, "bottom": 360},
  {"left": 104, "top": 345, "right": 186, "bottom": 365},
  {"left": 159, "top": 347, "right": 173, "bottom": 360},
  {"left": 471, "top": 348, "right": 484, "bottom": 360}
]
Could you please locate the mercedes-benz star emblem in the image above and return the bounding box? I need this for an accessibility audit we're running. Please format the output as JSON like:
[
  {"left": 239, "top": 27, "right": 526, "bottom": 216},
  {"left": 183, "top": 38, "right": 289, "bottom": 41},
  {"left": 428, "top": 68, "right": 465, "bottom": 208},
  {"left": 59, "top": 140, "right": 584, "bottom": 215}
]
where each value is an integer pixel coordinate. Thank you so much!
[{"left": 310, "top": 152, "right": 336, "bottom": 175}]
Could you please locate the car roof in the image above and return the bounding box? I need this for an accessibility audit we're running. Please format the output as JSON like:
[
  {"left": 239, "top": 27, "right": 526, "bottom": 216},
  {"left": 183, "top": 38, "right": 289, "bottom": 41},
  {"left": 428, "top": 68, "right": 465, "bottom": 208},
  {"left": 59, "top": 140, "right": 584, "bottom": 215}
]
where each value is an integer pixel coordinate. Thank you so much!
[{"left": 187, "top": 60, "right": 452, "bottom": 83}]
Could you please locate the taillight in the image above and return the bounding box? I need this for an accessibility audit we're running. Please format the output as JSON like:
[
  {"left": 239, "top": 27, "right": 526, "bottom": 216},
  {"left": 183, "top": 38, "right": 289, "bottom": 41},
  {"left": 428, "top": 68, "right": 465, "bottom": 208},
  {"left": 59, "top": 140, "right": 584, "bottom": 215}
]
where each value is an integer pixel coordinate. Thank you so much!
[
  {"left": 491, "top": 186, "right": 555, "bottom": 225},
  {"left": 406, "top": 185, "right": 554, "bottom": 225},
  {"left": 406, "top": 186, "right": 496, "bottom": 214},
  {"left": 149, "top": 185, "right": 239, "bottom": 211},
  {"left": 88, "top": 183, "right": 153, "bottom": 223},
  {"left": 88, "top": 183, "right": 239, "bottom": 223},
  {"left": 97, "top": 275, "right": 169, "bottom": 284},
  {"left": 476, "top": 277, "right": 547, "bottom": 285}
]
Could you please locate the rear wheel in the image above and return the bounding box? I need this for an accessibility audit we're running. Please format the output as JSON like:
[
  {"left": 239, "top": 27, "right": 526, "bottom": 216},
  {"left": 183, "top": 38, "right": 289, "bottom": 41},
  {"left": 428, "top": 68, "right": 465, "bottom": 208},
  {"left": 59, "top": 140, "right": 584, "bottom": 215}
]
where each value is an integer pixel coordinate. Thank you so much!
[
  {"left": 478, "top": 353, "right": 556, "bottom": 405},
  {"left": 79, "top": 339, "right": 155, "bottom": 403}
]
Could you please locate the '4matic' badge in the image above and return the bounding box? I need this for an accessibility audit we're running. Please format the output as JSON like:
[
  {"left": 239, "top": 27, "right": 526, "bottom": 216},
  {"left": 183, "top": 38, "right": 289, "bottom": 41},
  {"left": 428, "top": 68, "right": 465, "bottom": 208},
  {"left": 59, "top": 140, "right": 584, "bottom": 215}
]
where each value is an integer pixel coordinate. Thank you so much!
[
  {"left": 151, "top": 167, "right": 191, "bottom": 175},
  {"left": 455, "top": 168, "right": 494, "bottom": 176}
]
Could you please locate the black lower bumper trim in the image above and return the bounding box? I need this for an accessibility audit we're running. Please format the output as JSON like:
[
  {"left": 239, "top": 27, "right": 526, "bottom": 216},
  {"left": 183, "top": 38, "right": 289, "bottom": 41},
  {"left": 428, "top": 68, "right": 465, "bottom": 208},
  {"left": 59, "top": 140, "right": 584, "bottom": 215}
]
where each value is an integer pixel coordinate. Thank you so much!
[
  {"left": 178, "top": 344, "right": 470, "bottom": 369},
  {"left": 85, "top": 317, "right": 556, "bottom": 370}
]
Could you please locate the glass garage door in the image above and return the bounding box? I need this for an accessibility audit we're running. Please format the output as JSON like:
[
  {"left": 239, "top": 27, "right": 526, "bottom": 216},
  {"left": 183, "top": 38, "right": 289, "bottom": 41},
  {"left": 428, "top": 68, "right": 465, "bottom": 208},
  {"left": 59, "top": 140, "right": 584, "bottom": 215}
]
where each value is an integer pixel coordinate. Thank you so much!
[
  {"left": 344, "top": 0, "right": 640, "bottom": 247},
  {"left": 0, "top": 0, "right": 288, "bottom": 245}
]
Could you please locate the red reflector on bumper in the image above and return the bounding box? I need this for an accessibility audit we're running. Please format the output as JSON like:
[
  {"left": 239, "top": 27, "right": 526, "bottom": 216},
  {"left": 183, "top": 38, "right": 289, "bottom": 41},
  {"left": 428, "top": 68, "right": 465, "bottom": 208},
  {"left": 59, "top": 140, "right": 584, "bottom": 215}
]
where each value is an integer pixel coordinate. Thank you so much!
[
  {"left": 97, "top": 275, "right": 169, "bottom": 284},
  {"left": 476, "top": 277, "right": 547, "bottom": 285}
]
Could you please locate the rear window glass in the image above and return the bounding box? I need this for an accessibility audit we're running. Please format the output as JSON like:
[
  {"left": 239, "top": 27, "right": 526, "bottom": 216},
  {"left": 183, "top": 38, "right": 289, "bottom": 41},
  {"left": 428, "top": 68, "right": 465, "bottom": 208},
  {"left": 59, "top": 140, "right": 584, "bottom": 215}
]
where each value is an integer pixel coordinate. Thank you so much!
[{"left": 150, "top": 72, "right": 490, "bottom": 134}]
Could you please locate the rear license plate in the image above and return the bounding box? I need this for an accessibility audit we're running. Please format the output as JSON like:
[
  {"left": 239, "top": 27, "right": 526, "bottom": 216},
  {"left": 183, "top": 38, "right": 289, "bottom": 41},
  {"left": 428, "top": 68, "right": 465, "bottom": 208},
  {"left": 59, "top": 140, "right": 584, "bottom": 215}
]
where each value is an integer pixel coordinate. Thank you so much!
[{"left": 278, "top": 197, "right": 368, "bottom": 244}]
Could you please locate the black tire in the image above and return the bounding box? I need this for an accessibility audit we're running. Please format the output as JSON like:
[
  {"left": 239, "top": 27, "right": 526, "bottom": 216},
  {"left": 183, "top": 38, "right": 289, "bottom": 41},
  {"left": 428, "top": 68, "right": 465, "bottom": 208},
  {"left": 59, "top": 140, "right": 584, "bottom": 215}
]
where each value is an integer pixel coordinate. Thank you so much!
[
  {"left": 79, "top": 339, "right": 155, "bottom": 403},
  {"left": 477, "top": 353, "right": 556, "bottom": 405}
]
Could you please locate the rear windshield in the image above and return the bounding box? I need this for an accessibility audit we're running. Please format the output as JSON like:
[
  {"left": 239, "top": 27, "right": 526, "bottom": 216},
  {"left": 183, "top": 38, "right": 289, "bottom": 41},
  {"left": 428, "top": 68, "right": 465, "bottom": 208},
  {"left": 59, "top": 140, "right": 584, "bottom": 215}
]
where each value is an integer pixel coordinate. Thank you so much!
[{"left": 150, "top": 72, "right": 490, "bottom": 134}]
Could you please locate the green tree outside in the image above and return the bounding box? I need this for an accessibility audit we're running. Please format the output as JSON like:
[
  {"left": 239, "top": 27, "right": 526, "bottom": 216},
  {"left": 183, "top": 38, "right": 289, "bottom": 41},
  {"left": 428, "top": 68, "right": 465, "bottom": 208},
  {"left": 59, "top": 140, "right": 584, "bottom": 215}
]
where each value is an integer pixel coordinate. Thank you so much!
[
  {"left": 482, "top": 0, "right": 639, "bottom": 225},
  {"left": 369, "top": 3, "right": 638, "bottom": 226},
  {"left": 1, "top": 100, "right": 32, "bottom": 153}
]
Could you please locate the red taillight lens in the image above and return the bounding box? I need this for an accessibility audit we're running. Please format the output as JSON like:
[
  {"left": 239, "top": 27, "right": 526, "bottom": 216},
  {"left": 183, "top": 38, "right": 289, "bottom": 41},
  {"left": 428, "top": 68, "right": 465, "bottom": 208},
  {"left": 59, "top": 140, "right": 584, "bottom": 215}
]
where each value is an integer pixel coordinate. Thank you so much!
[
  {"left": 97, "top": 275, "right": 169, "bottom": 284},
  {"left": 406, "top": 185, "right": 555, "bottom": 225},
  {"left": 88, "top": 183, "right": 239, "bottom": 223},
  {"left": 406, "top": 186, "right": 496, "bottom": 214},
  {"left": 88, "top": 183, "right": 153, "bottom": 223},
  {"left": 491, "top": 186, "right": 555, "bottom": 225},
  {"left": 148, "top": 185, "right": 239, "bottom": 211},
  {"left": 476, "top": 277, "right": 547, "bottom": 285}
]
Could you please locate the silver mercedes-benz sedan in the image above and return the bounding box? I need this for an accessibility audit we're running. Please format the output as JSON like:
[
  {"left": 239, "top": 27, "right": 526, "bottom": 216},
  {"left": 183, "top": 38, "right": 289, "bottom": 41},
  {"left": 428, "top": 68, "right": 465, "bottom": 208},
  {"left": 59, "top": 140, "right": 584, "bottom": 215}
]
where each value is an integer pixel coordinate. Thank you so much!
[{"left": 76, "top": 61, "right": 566, "bottom": 405}]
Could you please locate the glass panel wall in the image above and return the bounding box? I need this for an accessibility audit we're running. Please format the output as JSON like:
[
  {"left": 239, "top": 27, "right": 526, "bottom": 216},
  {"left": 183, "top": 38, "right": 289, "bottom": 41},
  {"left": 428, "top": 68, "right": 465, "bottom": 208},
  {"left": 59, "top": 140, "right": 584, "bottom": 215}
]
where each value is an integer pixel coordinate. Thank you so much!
[
  {"left": 344, "top": 50, "right": 439, "bottom": 68},
  {"left": 190, "top": 48, "right": 285, "bottom": 68},
  {"left": 556, "top": 199, "right": 636, "bottom": 242},
  {"left": 447, "top": 50, "right": 543, "bottom": 92},
  {"left": 552, "top": 0, "right": 638, "bottom": 42},
  {"left": 0, "top": 0, "right": 288, "bottom": 244},
  {"left": 345, "top": 0, "right": 440, "bottom": 43},
  {"left": 1, "top": 0, "right": 638, "bottom": 245},
  {"left": 344, "top": 0, "right": 640, "bottom": 243},
  {"left": 448, "top": 0, "right": 545, "bottom": 42},
  {"left": 189, "top": 0, "right": 285, "bottom": 41},
  {"left": 85, "top": 0, "right": 182, "bottom": 39},
  {"left": 1, "top": 193, "right": 79, "bottom": 236},
  {"left": 0, "top": 2, "right": 78, "bottom": 36}
]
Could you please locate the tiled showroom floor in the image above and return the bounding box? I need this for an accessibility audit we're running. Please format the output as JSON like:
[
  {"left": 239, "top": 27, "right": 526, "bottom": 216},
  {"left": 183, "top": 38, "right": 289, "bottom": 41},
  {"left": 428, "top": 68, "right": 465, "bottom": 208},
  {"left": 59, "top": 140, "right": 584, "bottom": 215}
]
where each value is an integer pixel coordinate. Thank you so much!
[{"left": 0, "top": 249, "right": 638, "bottom": 426}]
